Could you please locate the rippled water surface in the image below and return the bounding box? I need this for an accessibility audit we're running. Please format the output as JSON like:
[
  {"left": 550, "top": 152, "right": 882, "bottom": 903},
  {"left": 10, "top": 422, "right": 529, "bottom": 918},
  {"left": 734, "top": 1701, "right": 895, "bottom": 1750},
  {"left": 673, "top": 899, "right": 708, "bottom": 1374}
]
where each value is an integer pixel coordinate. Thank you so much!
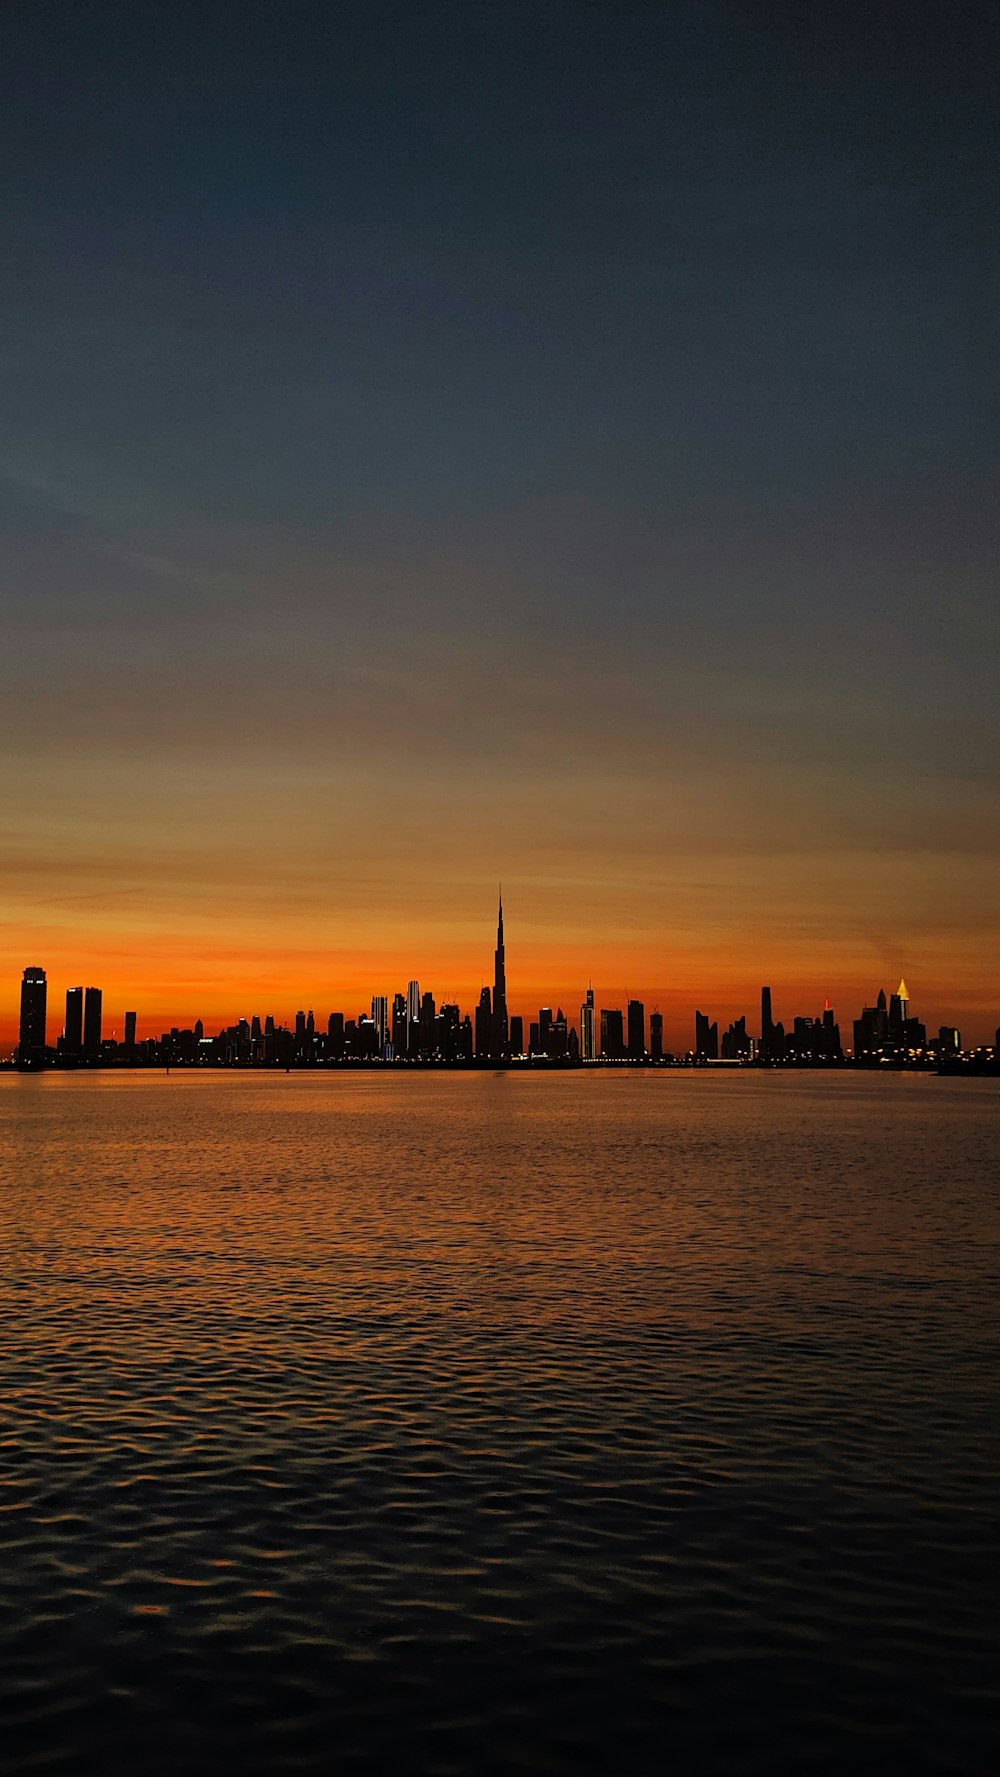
[{"left": 2, "top": 1070, "right": 998, "bottom": 1774}]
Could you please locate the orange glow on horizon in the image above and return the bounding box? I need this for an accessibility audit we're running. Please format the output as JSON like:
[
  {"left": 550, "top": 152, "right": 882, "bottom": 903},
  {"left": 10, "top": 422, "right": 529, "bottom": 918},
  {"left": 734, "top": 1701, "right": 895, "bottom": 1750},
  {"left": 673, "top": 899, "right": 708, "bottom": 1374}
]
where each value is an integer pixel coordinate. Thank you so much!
[{"left": 2, "top": 916, "right": 996, "bottom": 1052}]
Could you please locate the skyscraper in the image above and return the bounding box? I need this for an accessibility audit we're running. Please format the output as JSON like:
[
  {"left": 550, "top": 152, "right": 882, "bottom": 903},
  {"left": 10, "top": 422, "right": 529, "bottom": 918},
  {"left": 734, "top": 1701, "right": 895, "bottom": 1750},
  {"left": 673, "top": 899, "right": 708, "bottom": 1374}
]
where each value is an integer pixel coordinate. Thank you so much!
[
  {"left": 649, "top": 1010, "right": 663, "bottom": 1061},
  {"left": 18, "top": 967, "right": 47, "bottom": 1063},
  {"left": 65, "top": 986, "right": 83, "bottom": 1055},
  {"left": 437, "top": 1002, "right": 460, "bottom": 1060},
  {"left": 420, "top": 990, "right": 436, "bottom": 1056},
  {"left": 492, "top": 890, "right": 508, "bottom": 1058},
  {"left": 695, "top": 1010, "right": 718, "bottom": 1061},
  {"left": 600, "top": 1007, "right": 624, "bottom": 1059},
  {"left": 627, "top": 998, "right": 645, "bottom": 1060},
  {"left": 124, "top": 1011, "right": 137, "bottom": 1050},
  {"left": 83, "top": 986, "right": 102, "bottom": 1056},
  {"left": 371, "top": 995, "right": 388, "bottom": 1051},
  {"left": 761, "top": 985, "right": 774, "bottom": 1061},
  {"left": 391, "top": 993, "right": 406, "bottom": 1055},
  {"left": 406, "top": 979, "right": 421, "bottom": 1055},
  {"left": 580, "top": 986, "right": 596, "bottom": 1061},
  {"left": 475, "top": 986, "right": 492, "bottom": 1057}
]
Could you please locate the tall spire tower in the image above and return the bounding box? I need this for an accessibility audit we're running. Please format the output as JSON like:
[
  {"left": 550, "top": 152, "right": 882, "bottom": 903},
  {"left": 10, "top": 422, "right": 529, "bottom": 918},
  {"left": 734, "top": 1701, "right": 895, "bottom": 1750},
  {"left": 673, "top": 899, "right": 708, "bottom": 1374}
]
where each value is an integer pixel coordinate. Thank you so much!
[{"left": 492, "top": 888, "right": 509, "bottom": 1059}]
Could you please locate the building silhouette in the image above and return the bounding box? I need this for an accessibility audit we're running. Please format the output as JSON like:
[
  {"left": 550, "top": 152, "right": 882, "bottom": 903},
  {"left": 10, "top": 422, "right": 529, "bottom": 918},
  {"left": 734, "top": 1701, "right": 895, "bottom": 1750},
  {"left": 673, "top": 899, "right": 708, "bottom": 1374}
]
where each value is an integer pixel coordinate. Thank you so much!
[
  {"left": 18, "top": 967, "right": 47, "bottom": 1063},
  {"left": 83, "top": 986, "right": 102, "bottom": 1056},
  {"left": 391, "top": 993, "right": 406, "bottom": 1055},
  {"left": 124, "top": 1011, "right": 137, "bottom": 1050},
  {"left": 475, "top": 986, "right": 492, "bottom": 1057},
  {"left": 695, "top": 1010, "right": 718, "bottom": 1061},
  {"left": 580, "top": 986, "right": 596, "bottom": 1061},
  {"left": 406, "top": 980, "right": 421, "bottom": 1056},
  {"left": 509, "top": 1014, "right": 524, "bottom": 1056},
  {"left": 420, "top": 990, "right": 436, "bottom": 1056},
  {"left": 64, "top": 986, "right": 84, "bottom": 1055},
  {"left": 492, "top": 891, "right": 508, "bottom": 1058},
  {"left": 600, "top": 1007, "right": 624, "bottom": 1059},
  {"left": 721, "top": 1015, "right": 751, "bottom": 1059},
  {"left": 627, "top": 999, "right": 645, "bottom": 1060},
  {"left": 649, "top": 1009, "right": 663, "bottom": 1061},
  {"left": 760, "top": 986, "right": 775, "bottom": 1061}
]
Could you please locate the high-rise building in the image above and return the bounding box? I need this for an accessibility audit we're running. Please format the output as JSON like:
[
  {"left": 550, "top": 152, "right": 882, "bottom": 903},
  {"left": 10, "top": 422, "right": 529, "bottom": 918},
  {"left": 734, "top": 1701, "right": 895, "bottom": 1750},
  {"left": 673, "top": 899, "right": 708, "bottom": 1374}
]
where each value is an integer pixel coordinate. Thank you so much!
[
  {"left": 509, "top": 1015, "right": 524, "bottom": 1056},
  {"left": 18, "top": 967, "right": 47, "bottom": 1063},
  {"left": 580, "top": 986, "right": 596, "bottom": 1061},
  {"left": 124, "top": 1011, "right": 137, "bottom": 1050},
  {"left": 821, "top": 1003, "right": 842, "bottom": 1060},
  {"left": 371, "top": 996, "right": 388, "bottom": 1050},
  {"left": 64, "top": 986, "right": 83, "bottom": 1055},
  {"left": 694, "top": 1010, "right": 718, "bottom": 1061},
  {"left": 391, "top": 993, "right": 406, "bottom": 1055},
  {"left": 888, "top": 978, "right": 909, "bottom": 1041},
  {"left": 649, "top": 1010, "right": 663, "bottom": 1061},
  {"left": 854, "top": 989, "right": 889, "bottom": 1059},
  {"left": 600, "top": 1007, "right": 624, "bottom": 1059},
  {"left": 475, "top": 987, "right": 492, "bottom": 1057},
  {"left": 761, "top": 986, "right": 774, "bottom": 1061},
  {"left": 627, "top": 999, "right": 645, "bottom": 1060},
  {"left": 83, "top": 987, "right": 102, "bottom": 1056},
  {"left": 406, "top": 980, "right": 421, "bottom": 1055},
  {"left": 420, "top": 991, "right": 436, "bottom": 1056},
  {"left": 538, "top": 1007, "right": 552, "bottom": 1056},
  {"left": 437, "top": 1003, "right": 460, "bottom": 1060},
  {"left": 492, "top": 890, "right": 508, "bottom": 1058}
]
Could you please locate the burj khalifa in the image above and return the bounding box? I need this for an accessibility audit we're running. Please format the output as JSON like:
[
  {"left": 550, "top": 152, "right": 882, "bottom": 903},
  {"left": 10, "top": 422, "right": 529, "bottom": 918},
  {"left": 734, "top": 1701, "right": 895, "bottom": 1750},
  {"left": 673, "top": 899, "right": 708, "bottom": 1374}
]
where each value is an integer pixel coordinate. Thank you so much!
[{"left": 492, "top": 890, "right": 509, "bottom": 1059}]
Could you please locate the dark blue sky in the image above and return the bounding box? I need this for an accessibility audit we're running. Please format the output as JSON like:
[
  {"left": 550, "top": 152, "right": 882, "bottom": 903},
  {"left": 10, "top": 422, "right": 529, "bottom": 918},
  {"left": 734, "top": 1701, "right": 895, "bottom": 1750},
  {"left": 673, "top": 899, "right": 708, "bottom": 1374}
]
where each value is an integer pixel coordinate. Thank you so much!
[{"left": 2, "top": 0, "right": 998, "bottom": 1036}]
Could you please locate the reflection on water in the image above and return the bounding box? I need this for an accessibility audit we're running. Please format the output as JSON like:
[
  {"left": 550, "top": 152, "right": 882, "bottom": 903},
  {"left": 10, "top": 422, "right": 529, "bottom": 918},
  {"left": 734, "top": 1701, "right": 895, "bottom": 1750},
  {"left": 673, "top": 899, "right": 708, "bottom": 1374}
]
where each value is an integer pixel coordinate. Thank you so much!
[{"left": 1, "top": 1071, "right": 998, "bottom": 1774}]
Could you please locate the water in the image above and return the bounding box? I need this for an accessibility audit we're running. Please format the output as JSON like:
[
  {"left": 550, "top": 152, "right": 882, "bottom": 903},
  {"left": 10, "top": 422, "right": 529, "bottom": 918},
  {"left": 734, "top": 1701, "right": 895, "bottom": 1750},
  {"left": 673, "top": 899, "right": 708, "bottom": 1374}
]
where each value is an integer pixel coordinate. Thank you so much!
[{"left": 1, "top": 1070, "right": 997, "bottom": 1775}]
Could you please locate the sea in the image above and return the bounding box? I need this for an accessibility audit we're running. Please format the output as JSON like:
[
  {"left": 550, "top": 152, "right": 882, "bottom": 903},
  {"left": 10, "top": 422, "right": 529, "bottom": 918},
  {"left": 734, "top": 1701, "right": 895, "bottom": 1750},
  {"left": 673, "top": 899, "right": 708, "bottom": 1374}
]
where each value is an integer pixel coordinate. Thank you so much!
[{"left": 1, "top": 1069, "right": 997, "bottom": 1775}]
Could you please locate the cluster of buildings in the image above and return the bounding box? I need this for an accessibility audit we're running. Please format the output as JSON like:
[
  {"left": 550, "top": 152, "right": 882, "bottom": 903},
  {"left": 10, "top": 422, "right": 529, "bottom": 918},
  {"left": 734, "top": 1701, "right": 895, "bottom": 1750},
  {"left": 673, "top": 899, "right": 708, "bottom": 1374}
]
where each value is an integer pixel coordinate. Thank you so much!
[{"left": 8, "top": 904, "right": 995, "bottom": 1072}]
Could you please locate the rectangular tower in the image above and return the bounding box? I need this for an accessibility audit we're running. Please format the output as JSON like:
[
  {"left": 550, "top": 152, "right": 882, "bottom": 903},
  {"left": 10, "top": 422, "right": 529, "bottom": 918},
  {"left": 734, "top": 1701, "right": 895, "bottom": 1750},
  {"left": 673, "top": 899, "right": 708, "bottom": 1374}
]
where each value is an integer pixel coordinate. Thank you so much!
[
  {"left": 65, "top": 986, "right": 84, "bottom": 1054},
  {"left": 18, "top": 967, "right": 47, "bottom": 1062},
  {"left": 83, "top": 986, "right": 103, "bottom": 1056}
]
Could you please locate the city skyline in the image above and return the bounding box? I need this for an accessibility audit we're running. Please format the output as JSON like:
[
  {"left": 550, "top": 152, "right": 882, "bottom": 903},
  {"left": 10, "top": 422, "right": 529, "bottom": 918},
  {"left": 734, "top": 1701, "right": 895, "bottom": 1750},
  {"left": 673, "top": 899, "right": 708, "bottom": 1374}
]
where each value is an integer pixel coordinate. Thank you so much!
[
  {"left": 3, "top": 887, "right": 997, "bottom": 1052},
  {"left": 7, "top": 896, "right": 991, "bottom": 1065}
]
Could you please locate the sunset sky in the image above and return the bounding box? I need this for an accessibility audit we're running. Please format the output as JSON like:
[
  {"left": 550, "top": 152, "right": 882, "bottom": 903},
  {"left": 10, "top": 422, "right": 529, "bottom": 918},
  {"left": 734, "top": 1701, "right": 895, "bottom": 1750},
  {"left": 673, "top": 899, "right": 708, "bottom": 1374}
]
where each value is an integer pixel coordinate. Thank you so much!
[{"left": 2, "top": 0, "right": 998, "bottom": 1049}]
